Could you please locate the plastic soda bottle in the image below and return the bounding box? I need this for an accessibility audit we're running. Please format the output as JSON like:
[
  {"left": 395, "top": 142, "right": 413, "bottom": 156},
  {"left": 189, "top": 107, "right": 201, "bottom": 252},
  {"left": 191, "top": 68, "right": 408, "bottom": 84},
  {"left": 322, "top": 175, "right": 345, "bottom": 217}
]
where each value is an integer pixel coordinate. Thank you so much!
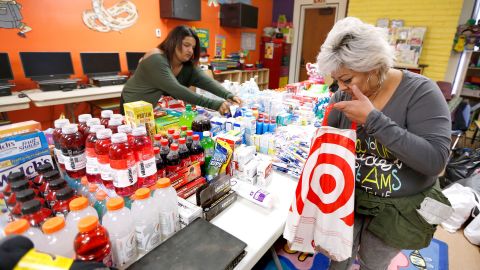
[
  {"left": 4, "top": 172, "right": 26, "bottom": 209},
  {"left": 4, "top": 219, "right": 46, "bottom": 252},
  {"left": 153, "top": 178, "right": 179, "bottom": 240},
  {"left": 189, "top": 134, "right": 204, "bottom": 165},
  {"left": 166, "top": 144, "right": 181, "bottom": 173},
  {"left": 131, "top": 188, "right": 161, "bottom": 252},
  {"left": 60, "top": 124, "right": 86, "bottom": 178},
  {"left": 53, "top": 119, "right": 70, "bottom": 170},
  {"left": 108, "top": 118, "right": 123, "bottom": 134},
  {"left": 103, "top": 197, "right": 137, "bottom": 267},
  {"left": 42, "top": 217, "right": 75, "bottom": 258},
  {"left": 40, "top": 170, "right": 61, "bottom": 198},
  {"left": 167, "top": 129, "right": 175, "bottom": 145},
  {"left": 172, "top": 133, "right": 180, "bottom": 145},
  {"left": 178, "top": 138, "right": 191, "bottom": 167},
  {"left": 191, "top": 108, "right": 211, "bottom": 138},
  {"left": 100, "top": 110, "right": 113, "bottom": 127},
  {"left": 52, "top": 187, "right": 79, "bottom": 218},
  {"left": 85, "top": 124, "right": 105, "bottom": 183},
  {"left": 95, "top": 129, "right": 113, "bottom": 189},
  {"left": 154, "top": 147, "right": 166, "bottom": 178},
  {"left": 66, "top": 197, "right": 98, "bottom": 234},
  {"left": 109, "top": 133, "right": 138, "bottom": 197},
  {"left": 132, "top": 127, "right": 157, "bottom": 188},
  {"left": 78, "top": 114, "right": 92, "bottom": 137},
  {"left": 21, "top": 200, "right": 52, "bottom": 228},
  {"left": 200, "top": 131, "right": 215, "bottom": 167},
  {"left": 45, "top": 178, "right": 67, "bottom": 208},
  {"left": 74, "top": 216, "right": 113, "bottom": 266},
  {"left": 12, "top": 189, "right": 46, "bottom": 218},
  {"left": 179, "top": 104, "right": 196, "bottom": 129},
  {"left": 180, "top": 126, "right": 188, "bottom": 138},
  {"left": 186, "top": 130, "right": 194, "bottom": 150},
  {"left": 159, "top": 139, "right": 170, "bottom": 162},
  {"left": 153, "top": 134, "right": 162, "bottom": 148}
]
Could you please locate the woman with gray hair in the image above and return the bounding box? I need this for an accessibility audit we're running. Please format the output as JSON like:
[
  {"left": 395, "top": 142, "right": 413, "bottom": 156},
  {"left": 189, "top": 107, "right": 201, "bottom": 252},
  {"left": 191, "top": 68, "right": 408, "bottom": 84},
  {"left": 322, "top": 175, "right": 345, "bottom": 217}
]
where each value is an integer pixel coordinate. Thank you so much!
[{"left": 319, "top": 17, "right": 452, "bottom": 269}]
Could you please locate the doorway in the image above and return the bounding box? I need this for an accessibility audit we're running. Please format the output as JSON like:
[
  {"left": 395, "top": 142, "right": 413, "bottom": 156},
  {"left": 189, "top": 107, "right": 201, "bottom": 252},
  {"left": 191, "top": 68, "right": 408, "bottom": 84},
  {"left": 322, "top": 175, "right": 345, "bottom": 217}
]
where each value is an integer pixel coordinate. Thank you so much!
[{"left": 289, "top": 0, "right": 347, "bottom": 84}]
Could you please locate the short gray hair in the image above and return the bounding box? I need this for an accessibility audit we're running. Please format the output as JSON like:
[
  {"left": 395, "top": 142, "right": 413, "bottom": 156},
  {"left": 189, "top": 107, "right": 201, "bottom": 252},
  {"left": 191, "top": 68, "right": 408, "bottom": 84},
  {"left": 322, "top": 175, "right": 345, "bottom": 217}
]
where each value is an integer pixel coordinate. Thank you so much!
[{"left": 316, "top": 17, "right": 394, "bottom": 76}]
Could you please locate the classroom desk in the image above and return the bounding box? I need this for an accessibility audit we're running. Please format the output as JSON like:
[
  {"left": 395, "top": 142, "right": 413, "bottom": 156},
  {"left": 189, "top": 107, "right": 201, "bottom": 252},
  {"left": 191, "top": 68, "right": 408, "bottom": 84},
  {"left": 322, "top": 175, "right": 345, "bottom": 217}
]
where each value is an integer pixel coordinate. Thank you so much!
[{"left": 0, "top": 93, "right": 31, "bottom": 112}]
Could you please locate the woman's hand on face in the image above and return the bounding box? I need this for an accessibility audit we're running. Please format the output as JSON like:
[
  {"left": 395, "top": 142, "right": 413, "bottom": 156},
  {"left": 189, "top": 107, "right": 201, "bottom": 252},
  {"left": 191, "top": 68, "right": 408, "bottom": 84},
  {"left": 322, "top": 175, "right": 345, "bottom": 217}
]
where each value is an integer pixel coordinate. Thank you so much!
[
  {"left": 333, "top": 85, "right": 375, "bottom": 125},
  {"left": 218, "top": 101, "right": 231, "bottom": 115},
  {"left": 228, "top": 96, "right": 243, "bottom": 106}
]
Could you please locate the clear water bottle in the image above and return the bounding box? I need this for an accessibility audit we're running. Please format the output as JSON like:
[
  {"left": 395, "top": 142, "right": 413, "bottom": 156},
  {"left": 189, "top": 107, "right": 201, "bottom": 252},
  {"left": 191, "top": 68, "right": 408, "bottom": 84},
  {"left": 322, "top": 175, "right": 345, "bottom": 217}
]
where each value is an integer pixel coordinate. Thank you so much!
[{"left": 153, "top": 178, "right": 179, "bottom": 240}]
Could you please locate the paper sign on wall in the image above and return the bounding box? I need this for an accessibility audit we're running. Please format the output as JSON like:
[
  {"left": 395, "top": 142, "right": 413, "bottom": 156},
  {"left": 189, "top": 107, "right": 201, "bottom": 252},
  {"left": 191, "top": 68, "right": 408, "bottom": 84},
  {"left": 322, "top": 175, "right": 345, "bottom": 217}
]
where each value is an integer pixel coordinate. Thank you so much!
[
  {"left": 241, "top": 32, "right": 256, "bottom": 51},
  {"left": 215, "top": 35, "right": 226, "bottom": 58},
  {"left": 265, "top": 42, "right": 274, "bottom": 59},
  {"left": 196, "top": 28, "right": 210, "bottom": 48}
]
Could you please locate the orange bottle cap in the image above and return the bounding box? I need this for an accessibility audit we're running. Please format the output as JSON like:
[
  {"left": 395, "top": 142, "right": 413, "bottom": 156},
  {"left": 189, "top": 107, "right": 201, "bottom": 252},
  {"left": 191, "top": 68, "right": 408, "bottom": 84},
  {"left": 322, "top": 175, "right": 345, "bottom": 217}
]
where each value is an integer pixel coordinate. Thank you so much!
[
  {"left": 80, "top": 177, "right": 88, "bottom": 186},
  {"left": 156, "top": 178, "right": 171, "bottom": 188},
  {"left": 135, "top": 188, "right": 150, "bottom": 200},
  {"left": 42, "top": 217, "right": 65, "bottom": 234},
  {"left": 88, "top": 184, "right": 98, "bottom": 192},
  {"left": 77, "top": 216, "right": 99, "bottom": 233},
  {"left": 106, "top": 197, "right": 124, "bottom": 211},
  {"left": 4, "top": 219, "right": 30, "bottom": 235},
  {"left": 69, "top": 197, "right": 89, "bottom": 211},
  {"left": 96, "top": 190, "right": 107, "bottom": 200}
]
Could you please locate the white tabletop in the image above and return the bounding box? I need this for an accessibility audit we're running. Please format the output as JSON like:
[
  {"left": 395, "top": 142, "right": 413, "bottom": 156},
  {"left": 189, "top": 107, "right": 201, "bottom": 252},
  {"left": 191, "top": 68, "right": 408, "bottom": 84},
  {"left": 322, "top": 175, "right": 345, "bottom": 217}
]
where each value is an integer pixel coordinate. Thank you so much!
[
  {"left": 211, "top": 172, "right": 298, "bottom": 270},
  {"left": 0, "top": 93, "right": 30, "bottom": 112},
  {"left": 22, "top": 85, "right": 123, "bottom": 107}
]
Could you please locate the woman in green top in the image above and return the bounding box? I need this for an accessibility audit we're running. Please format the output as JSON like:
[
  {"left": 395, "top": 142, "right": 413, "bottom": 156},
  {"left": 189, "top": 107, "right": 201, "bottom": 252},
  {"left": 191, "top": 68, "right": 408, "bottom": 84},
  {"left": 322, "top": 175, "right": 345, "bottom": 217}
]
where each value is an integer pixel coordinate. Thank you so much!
[{"left": 121, "top": 25, "right": 241, "bottom": 114}]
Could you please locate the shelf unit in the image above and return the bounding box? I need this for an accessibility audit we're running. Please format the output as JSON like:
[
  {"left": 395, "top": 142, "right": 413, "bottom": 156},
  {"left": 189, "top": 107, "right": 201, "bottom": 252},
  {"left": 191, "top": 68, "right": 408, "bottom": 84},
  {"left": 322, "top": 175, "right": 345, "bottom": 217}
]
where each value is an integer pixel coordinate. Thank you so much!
[
  {"left": 212, "top": 68, "right": 270, "bottom": 90},
  {"left": 460, "top": 51, "right": 480, "bottom": 99}
]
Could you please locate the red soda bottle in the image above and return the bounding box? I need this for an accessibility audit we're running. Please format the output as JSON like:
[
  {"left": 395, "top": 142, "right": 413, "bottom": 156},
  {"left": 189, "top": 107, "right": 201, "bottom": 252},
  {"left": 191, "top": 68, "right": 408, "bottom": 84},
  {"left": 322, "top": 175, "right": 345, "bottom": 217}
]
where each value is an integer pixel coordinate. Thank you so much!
[
  {"left": 108, "top": 118, "right": 122, "bottom": 134},
  {"left": 154, "top": 147, "right": 166, "bottom": 178},
  {"left": 21, "top": 199, "right": 52, "bottom": 227},
  {"left": 60, "top": 124, "right": 86, "bottom": 178},
  {"left": 132, "top": 127, "right": 157, "bottom": 188},
  {"left": 75, "top": 216, "right": 113, "bottom": 266},
  {"left": 52, "top": 187, "right": 79, "bottom": 218},
  {"left": 167, "top": 129, "right": 175, "bottom": 144},
  {"left": 12, "top": 189, "right": 47, "bottom": 218},
  {"left": 190, "top": 134, "right": 205, "bottom": 165},
  {"left": 166, "top": 144, "right": 181, "bottom": 173},
  {"left": 109, "top": 133, "right": 138, "bottom": 197},
  {"left": 85, "top": 118, "right": 101, "bottom": 138},
  {"left": 100, "top": 110, "right": 113, "bottom": 127},
  {"left": 186, "top": 130, "right": 194, "bottom": 150},
  {"left": 180, "top": 126, "right": 188, "bottom": 138},
  {"left": 45, "top": 178, "right": 67, "bottom": 208},
  {"left": 40, "top": 170, "right": 61, "bottom": 198},
  {"left": 172, "top": 133, "right": 180, "bottom": 146},
  {"left": 95, "top": 129, "right": 114, "bottom": 189},
  {"left": 160, "top": 139, "right": 170, "bottom": 162},
  {"left": 178, "top": 138, "right": 191, "bottom": 167},
  {"left": 33, "top": 162, "right": 53, "bottom": 192},
  {"left": 78, "top": 114, "right": 92, "bottom": 137},
  {"left": 85, "top": 125, "right": 105, "bottom": 184},
  {"left": 4, "top": 172, "right": 26, "bottom": 209},
  {"left": 118, "top": 125, "right": 134, "bottom": 146},
  {"left": 153, "top": 134, "right": 162, "bottom": 148},
  {"left": 53, "top": 119, "right": 70, "bottom": 171}
]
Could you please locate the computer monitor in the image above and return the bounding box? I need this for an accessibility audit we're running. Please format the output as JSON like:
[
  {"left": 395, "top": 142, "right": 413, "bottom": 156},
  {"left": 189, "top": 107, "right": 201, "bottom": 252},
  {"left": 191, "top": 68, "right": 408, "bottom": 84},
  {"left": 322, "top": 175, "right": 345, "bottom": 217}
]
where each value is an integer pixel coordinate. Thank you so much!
[
  {"left": 126, "top": 52, "right": 145, "bottom": 72},
  {"left": 80, "top": 52, "right": 121, "bottom": 77},
  {"left": 19, "top": 52, "right": 74, "bottom": 81},
  {"left": 0, "top": 53, "right": 13, "bottom": 84}
]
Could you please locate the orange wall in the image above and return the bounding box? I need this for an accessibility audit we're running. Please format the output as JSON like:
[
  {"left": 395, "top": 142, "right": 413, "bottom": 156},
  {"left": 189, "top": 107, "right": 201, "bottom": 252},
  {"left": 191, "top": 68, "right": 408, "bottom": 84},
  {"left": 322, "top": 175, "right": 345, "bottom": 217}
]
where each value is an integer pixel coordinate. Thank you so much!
[{"left": 0, "top": 0, "right": 273, "bottom": 128}]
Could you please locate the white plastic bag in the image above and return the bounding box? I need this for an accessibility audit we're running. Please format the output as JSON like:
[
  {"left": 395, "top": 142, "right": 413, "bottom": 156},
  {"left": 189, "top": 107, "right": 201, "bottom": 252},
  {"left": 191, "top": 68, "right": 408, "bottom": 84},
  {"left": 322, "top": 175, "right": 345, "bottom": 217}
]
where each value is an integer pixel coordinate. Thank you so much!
[
  {"left": 464, "top": 214, "right": 480, "bottom": 245},
  {"left": 441, "top": 183, "right": 478, "bottom": 233}
]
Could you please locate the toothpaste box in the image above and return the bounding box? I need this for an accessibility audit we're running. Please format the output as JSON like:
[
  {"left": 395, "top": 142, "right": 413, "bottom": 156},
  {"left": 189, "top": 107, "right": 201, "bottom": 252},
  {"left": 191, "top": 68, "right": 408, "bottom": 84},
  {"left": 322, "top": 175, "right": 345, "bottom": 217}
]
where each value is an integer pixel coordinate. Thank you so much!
[
  {"left": 257, "top": 158, "right": 273, "bottom": 187},
  {"left": 0, "top": 131, "right": 53, "bottom": 191},
  {"left": 232, "top": 145, "right": 256, "bottom": 172}
]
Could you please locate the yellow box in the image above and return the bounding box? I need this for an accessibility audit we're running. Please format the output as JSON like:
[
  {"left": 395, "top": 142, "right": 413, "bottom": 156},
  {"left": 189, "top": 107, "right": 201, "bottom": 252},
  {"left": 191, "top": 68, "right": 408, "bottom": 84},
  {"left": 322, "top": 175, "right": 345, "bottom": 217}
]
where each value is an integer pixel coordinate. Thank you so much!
[
  {"left": 123, "top": 101, "right": 156, "bottom": 139},
  {"left": 0, "top": 121, "right": 42, "bottom": 139}
]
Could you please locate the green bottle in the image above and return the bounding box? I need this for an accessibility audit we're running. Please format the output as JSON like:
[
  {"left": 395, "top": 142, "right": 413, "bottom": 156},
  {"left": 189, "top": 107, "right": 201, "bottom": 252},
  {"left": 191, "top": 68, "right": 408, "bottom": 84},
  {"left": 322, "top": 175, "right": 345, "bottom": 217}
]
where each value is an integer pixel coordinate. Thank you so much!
[
  {"left": 179, "top": 104, "right": 196, "bottom": 129},
  {"left": 200, "top": 131, "right": 215, "bottom": 168}
]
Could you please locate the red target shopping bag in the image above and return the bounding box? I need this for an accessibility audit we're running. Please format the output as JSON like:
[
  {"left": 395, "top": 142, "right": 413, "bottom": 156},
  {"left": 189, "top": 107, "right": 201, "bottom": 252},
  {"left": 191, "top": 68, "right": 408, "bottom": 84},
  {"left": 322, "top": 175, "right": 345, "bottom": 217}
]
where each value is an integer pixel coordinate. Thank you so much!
[{"left": 283, "top": 105, "right": 356, "bottom": 261}]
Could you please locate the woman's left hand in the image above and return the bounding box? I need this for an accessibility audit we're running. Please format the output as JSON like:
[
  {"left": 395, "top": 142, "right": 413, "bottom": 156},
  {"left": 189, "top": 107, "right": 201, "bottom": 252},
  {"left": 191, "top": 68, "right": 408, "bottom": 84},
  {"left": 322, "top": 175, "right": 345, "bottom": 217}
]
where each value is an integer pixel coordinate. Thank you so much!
[
  {"left": 333, "top": 85, "right": 375, "bottom": 125},
  {"left": 227, "top": 96, "right": 243, "bottom": 106}
]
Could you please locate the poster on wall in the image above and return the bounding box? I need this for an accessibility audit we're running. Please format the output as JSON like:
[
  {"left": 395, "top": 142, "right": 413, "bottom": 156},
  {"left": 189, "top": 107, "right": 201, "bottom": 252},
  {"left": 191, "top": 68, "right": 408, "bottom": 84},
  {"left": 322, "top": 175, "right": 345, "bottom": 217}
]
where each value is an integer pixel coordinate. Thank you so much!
[
  {"left": 0, "top": 1, "right": 32, "bottom": 38},
  {"left": 241, "top": 32, "right": 256, "bottom": 51},
  {"left": 265, "top": 42, "right": 274, "bottom": 59},
  {"left": 83, "top": 0, "right": 139, "bottom": 33},
  {"left": 215, "top": 35, "right": 226, "bottom": 58},
  {"left": 196, "top": 28, "right": 210, "bottom": 48}
]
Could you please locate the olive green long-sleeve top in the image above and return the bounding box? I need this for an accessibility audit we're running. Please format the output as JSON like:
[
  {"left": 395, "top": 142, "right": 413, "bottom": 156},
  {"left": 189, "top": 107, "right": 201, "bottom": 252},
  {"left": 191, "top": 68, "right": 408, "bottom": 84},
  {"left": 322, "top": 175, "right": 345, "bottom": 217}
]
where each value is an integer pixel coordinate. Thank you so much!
[{"left": 122, "top": 53, "right": 234, "bottom": 110}]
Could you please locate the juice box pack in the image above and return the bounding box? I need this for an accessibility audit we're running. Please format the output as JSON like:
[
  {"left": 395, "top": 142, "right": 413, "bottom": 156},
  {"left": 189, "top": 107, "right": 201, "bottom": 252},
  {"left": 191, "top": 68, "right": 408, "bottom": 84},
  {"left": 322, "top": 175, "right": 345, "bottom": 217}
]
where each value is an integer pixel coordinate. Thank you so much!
[
  {"left": 0, "top": 121, "right": 42, "bottom": 139},
  {"left": 0, "top": 131, "right": 53, "bottom": 191},
  {"left": 123, "top": 101, "right": 156, "bottom": 139}
]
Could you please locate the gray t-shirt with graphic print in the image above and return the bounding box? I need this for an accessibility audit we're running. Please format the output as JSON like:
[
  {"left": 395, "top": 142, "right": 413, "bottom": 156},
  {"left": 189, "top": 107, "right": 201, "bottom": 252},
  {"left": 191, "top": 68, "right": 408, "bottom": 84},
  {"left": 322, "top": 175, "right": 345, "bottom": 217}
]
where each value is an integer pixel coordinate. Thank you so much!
[{"left": 327, "top": 71, "right": 451, "bottom": 197}]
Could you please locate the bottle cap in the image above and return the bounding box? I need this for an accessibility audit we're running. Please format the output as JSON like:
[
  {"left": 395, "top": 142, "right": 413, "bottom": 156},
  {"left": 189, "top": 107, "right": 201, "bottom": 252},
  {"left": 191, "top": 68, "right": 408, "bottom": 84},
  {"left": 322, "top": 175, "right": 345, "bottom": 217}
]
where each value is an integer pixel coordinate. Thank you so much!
[
  {"left": 179, "top": 138, "right": 186, "bottom": 144},
  {"left": 89, "top": 124, "right": 105, "bottom": 134},
  {"left": 7, "top": 171, "right": 25, "bottom": 183},
  {"left": 167, "top": 129, "right": 175, "bottom": 135},
  {"left": 187, "top": 130, "right": 193, "bottom": 136},
  {"left": 16, "top": 189, "right": 35, "bottom": 202},
  {"left": 181, "top": 126, "right": 187, "bottom": 131},
  {"left": 153, "top": 147, "right": 160, "bottom": 154},
  {"left": 117, "top": 125, "right": 132, "bottom": 134},
  {"left": 97, "top": 128, "right": 113, "bottom": 139},
  {"left": 88, "top": 183, "right": 98, "bottom": 193},
  {"left": 170, "top": 144, "right": 179, "bottom": 151},
  {"left": 49, "top": 179, "right": 66, "bottom": 190},
  {"left": 42, "top": 217, "right": 65, "bottom": 234},
  {"left": 160, "top": 139, "right": 169, "bottom": 146},
  {"left": 78, "top": 216, "right": 99, "bottom": 233},
  {"left": 37, "top": 163, "right": 53, "bottom": 174},
  {"left": 4, "top": 219, "right": 30, "bottom": 235},
  {"left": 69, "top": 197, "right": 89, "bottom": 211},
  {"left": 101, "top": 110, "right": 113, "bottom": 118},
  {"left": 108, "top": 118, "right": 122, "bottom": 127},
  {"left": 135, "top": 188, "right": 150, "bottom": 200},
  {"left": 258, "top": 119, "right": 264, "bottom": 123},
  {"left": 21, "top": 200, "right": 41, "bottom": 215},
  {"left": 111, "top": 114, "right": 123, "bottom": 121},
  {"left": 54, "top": 119, "right": 70, "bottom": 129},
  {"left": 173, "top": 133, "right": 180, "bottom": 139},
  {"left": 156, "top": 178, "right": 172, "bottom": 188},
  {"left": 55, "top": 187, "right": 75, "bottom": 201},
  {"left": 86, "top": 118, "right": 101, "bottom": 127},
  {"left": 154, "top": 134, "right": 162, "bottom": 141},
  {"left": 192, "top": 134, "right": 200, "bottom": 141},
  {"left": 186, "top": 104, "right": 192, "bottom": 111},
  {"left": 43, "top": 170, "right": 60, "bottom": 181},
  {"left": 11, "top": 180, "right": 29, "bottom": 192},
  {"left": 78, "top": 114, "right": 92, "bottom": 123},
  {"left": 62, "top": 124, "right": 78, "bottom": 135},
  {"left": 80, "top": 177, "right": 88, "bottom": 186},
  {"left": 202, "top": 131, "right": 210, "bottom": 137},
  {"left": 106, "top": 197, "right": 125, "bottom": 211},
  {"left": 96, "top": 190, "right": 107, "bottom": 201},
  {"left": 132, "top": 126, "right": 147, "bottom": 136},
  {"left": 111, "top": 133, "right": 127, "bottom": 143}
]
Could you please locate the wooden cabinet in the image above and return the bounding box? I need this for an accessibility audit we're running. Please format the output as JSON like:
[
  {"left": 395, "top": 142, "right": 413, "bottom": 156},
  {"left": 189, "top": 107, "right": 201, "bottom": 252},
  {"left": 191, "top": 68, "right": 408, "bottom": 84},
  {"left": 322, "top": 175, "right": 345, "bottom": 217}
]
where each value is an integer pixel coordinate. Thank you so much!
[{"left": 212, "top": 68, "right": 270, "bottom": 90}]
